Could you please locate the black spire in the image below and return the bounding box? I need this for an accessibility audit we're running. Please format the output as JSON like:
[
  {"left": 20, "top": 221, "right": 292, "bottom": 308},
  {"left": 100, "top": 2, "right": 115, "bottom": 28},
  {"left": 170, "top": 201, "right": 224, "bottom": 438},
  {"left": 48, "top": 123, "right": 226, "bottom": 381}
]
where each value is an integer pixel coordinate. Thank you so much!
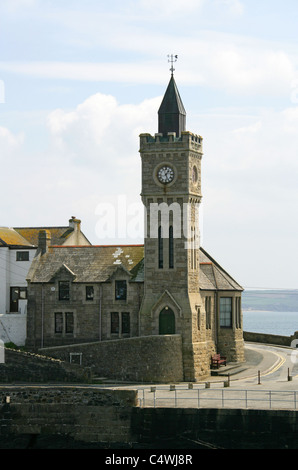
[{"left": 158, "top": 74, "right": 186, "bottom": 137}]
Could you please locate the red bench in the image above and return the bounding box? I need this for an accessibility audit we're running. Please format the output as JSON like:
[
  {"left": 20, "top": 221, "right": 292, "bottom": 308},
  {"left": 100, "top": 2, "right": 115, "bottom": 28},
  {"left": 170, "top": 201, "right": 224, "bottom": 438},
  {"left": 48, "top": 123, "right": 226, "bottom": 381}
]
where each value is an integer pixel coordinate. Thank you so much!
[{"left": 211, "top": 354, "right": 227, "bottom": 369}]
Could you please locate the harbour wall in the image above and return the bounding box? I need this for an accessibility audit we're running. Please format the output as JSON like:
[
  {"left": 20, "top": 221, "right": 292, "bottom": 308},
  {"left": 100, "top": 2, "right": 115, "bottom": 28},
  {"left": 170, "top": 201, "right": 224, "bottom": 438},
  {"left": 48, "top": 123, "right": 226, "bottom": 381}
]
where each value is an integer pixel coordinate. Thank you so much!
[
  {"left": 1, "top": 387, "right": 298, "bottom": 448},
  {"left": 244, "top": 331, "right": 298, "bottom": 347},
  {"left": 0, "top": 387, "right": 138, "bottom": 444}
]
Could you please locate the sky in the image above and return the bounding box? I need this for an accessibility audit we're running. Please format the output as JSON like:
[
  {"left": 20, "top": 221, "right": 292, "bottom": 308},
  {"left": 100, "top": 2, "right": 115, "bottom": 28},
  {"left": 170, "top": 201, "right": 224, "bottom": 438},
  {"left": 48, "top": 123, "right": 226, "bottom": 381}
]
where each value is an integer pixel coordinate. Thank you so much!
[{"left": 1, "top": 0, "right": 298, "bottom": 289}]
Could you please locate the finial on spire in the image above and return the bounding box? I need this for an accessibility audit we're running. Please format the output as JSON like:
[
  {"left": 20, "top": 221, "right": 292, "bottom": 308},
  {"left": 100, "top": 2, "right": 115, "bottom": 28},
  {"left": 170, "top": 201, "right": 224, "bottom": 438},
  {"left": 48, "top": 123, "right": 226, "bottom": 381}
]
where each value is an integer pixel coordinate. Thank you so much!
[{"left": 168, "top": 54, "right": 178, "bottom": 76}]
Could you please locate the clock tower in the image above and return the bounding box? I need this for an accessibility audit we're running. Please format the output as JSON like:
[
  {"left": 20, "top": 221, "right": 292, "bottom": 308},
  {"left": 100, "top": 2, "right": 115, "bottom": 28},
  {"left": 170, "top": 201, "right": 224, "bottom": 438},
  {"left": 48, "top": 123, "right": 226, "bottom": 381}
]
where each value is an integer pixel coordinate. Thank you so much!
[{"left": 139, "top": 68, "right": 210, "bottom": 381}]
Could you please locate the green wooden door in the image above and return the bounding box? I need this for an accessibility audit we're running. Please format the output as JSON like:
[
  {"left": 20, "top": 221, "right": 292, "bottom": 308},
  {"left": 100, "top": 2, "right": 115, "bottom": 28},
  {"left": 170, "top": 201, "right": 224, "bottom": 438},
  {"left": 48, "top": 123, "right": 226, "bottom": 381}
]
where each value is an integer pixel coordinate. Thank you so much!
[{"left": 159, "top": 308, "right": 175, "bottom": 335}]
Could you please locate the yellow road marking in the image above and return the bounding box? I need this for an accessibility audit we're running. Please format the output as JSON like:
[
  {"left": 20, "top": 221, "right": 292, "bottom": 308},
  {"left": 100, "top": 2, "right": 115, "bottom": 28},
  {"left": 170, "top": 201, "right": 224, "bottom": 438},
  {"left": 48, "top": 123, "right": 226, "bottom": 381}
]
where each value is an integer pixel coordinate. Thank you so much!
[{"left": 261, "top": 351, "right": 286, "bottom": 377}]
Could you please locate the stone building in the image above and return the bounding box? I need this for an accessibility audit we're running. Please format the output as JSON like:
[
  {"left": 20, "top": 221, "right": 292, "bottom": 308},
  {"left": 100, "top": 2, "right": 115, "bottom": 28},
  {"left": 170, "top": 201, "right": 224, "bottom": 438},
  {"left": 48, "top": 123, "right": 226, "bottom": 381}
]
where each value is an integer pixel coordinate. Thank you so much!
[
  {"left": 26, "top": 241, "right": 144, "bottom": 349},
  {"left": 26, "top": 73, "right": 245, "bottom": 380},
  {"left": 0, "top": 217, "right": 90, "bottom": 345}
]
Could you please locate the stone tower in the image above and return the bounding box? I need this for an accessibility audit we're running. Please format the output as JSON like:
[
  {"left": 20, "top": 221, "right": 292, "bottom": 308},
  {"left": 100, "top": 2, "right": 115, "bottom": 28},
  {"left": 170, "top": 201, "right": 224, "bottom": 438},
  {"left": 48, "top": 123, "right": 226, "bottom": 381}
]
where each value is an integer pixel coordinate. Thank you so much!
[{"left": 139, "top": 71, "right": 210, "bottom": 381}]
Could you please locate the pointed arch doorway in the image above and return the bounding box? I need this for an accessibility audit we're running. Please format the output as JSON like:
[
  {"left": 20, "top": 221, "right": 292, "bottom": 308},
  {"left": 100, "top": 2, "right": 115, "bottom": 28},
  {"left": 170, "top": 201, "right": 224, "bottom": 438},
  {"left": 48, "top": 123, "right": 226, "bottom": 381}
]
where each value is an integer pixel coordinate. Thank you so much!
[{"left": 159, "top": 307, "right": 175, "bottom": 335}]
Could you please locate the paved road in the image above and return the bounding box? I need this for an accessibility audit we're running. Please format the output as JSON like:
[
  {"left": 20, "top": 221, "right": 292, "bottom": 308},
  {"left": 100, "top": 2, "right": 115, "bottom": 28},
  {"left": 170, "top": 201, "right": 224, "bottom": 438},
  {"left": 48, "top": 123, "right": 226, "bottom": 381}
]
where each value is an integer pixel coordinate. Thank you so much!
[{"left": 109, "top": 342, "right": 298, "bottom": 410}]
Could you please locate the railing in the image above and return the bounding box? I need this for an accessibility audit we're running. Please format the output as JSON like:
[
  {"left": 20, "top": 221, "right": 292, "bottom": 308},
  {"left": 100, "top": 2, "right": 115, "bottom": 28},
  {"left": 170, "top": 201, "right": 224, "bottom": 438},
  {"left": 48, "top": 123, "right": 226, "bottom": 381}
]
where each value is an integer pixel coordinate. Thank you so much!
[{"left": 138, "top": 385, "right": 298, "bottom": 410}]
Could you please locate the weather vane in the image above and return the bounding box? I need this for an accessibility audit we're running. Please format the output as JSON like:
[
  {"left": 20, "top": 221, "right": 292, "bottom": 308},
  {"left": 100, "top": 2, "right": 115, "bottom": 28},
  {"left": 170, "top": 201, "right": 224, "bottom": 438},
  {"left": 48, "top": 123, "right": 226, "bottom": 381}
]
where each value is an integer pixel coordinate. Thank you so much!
[{"left": 168, "top": 54, "right": 178, "bottom": 75}]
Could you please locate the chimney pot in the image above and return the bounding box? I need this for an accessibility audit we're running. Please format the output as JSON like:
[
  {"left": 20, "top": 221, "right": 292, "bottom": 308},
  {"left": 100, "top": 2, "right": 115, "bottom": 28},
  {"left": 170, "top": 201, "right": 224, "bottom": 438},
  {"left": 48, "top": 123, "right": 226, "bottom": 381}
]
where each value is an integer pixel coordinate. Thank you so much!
[{"left": 69, "top": 217, "right": 81, "bottom": 232}]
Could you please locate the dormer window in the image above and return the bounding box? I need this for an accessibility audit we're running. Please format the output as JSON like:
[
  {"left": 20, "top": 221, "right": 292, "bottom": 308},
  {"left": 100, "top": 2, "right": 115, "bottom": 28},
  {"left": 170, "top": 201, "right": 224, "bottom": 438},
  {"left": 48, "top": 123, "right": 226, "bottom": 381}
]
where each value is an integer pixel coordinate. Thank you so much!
[{"left": 115, "top": 280, "right": 127, "bottom": 301}]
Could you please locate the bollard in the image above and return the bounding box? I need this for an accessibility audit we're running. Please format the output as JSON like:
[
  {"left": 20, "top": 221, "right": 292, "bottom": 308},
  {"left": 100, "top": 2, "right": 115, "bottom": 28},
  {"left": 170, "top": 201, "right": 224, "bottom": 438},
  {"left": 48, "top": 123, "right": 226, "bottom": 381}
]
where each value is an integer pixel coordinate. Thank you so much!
[
  {"left": 188, "top": 383, "right": 193, "bottom": 390},
  {"left": 224, "top": 381, "right": 229, "bottom": 388},
  {"left": 258, "top": 370, "right": 261, "bottom": 385},
  {"left": 150, "top": 386, "right": 156, "bottom": 393},
  {"left": 205, "top": 382, "right": 210, "bottom": 389},
  {"left": 170, "top": 384, "right": 175, "bottom": 391},
  {"left": 288, "top": 368, "right": 293, "bottom": 381}
]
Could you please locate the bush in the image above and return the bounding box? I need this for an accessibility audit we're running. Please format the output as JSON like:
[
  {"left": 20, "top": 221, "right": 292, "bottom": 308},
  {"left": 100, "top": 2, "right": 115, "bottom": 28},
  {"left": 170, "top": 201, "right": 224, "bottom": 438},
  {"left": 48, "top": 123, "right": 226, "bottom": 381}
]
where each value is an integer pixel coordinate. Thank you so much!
[{"left": 4, "top": 342, "right": 24, "bottom": 351}]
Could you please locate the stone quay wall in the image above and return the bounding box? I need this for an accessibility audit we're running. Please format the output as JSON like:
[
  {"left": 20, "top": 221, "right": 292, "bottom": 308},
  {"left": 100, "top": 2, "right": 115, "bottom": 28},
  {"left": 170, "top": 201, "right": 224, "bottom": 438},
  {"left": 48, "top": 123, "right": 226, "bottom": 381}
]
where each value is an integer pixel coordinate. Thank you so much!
[
  {"left": 2, "top": 389, "right": 298, "bottom": 448},
  {"left": 40, "top": 334, "right": 184, "bottom": 383},
  {"left": 244, "top": 331, "right": 298, "bottom": 347},
  {"left": 0, "top": 348, "right": 91, "bottom": 384},
  {"left": 132, "top": 407, "right": 298, "bottom": 448},
  {"left": 0, "top": 386, "right": 138, "bottom": 444}
]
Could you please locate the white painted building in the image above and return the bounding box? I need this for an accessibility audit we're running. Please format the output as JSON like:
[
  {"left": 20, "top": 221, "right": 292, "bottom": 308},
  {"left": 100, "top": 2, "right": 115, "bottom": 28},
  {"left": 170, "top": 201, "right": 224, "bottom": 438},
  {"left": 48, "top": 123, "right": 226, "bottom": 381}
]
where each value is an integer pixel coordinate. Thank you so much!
[
  {"left": 0, "top": 228, "right": 35, "bottom": 346},
  {"left": 0, "top": 218, "right": 91, "bottom": 346}
]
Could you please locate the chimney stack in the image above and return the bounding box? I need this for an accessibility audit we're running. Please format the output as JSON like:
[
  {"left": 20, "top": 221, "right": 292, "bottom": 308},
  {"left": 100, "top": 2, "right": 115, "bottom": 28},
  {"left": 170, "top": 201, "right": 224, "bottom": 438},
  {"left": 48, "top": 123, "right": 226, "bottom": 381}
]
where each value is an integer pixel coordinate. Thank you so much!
[
  {"left": 38, "top": 230, "right": 51, "bottom": 255},
  {"left": 69, "top": 216, "right": 81, "bottom": 233},
  {"left": 69, "top": 216, "right": 82, "bottom": 245}
]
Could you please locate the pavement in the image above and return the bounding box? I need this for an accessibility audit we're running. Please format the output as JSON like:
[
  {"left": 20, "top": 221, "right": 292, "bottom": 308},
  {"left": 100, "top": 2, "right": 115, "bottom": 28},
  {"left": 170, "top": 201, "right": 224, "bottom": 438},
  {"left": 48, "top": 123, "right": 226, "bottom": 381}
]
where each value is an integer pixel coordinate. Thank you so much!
[
  {"left": 107, "top": 342, "right": 298, "bottom": 409},
  {"left": 209, "top": 342, "right": 290, "bottom": 383}
]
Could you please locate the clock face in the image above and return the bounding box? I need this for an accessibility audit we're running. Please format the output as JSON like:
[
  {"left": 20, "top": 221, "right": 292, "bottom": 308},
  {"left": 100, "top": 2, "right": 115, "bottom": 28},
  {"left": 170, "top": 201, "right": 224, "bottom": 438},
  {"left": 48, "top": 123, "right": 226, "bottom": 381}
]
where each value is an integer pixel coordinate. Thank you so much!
[{"left": 157, "top": 166, "right": 174, "bottom": 184}]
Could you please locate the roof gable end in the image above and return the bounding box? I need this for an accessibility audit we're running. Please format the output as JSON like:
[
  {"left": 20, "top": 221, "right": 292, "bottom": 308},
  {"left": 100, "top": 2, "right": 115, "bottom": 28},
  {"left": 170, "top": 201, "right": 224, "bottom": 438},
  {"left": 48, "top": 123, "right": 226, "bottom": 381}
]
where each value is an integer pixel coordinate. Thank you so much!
[{"left": 50, "top": 263, "right": 76, "bottom": 282}]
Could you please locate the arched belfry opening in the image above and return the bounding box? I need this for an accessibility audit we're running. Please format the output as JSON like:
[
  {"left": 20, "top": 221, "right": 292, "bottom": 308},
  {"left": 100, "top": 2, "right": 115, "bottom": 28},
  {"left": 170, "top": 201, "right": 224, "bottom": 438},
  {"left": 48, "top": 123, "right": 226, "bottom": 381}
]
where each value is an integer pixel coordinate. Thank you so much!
[{"left": 159, "top": 307, "right": 175, "bottom": 335}]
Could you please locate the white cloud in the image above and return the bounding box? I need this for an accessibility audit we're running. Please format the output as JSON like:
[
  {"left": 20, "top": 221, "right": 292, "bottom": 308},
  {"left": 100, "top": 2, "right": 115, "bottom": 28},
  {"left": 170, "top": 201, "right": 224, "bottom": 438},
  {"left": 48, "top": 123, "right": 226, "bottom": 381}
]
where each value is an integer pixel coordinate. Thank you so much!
[
  {"left": 0, "top": 92, "right": 160, "bottom": 233},
  {"left": 0, "top": 126, "right": 24, "bottom": 154},
  {"left": 186, "top": 35, "right": 296, "bottom": 95},
  {"left": 47, "top": 93, "right": 160, "bottom": 166},
  {"left": 0, "top": 31, "right": 296, "bottom": 98},
  {"left": 202, "top": 105, "right": 298, "bottom": 179},
  {"left": 215, "top": 0, "right": 244, "bottom": 16},
  {"left": 47, "top": 93, "right": 118, "bottom": 154},
  {"left": 139, "top": 0, "right": 205, "bottom": 15}
]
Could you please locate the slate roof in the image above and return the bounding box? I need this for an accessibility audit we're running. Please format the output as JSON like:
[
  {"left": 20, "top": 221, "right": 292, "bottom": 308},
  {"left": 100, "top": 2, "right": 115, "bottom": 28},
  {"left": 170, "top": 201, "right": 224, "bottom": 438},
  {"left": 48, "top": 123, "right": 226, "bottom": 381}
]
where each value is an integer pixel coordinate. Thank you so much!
[
  {"left": 14, "top": 226, "right": 85, "bottom": 246},
  {"left": 158, "top": 75, "right": 186, "bottom": 116},
  {"left": 158, "top": 74, "right": 186, "bottom": 137},
  {"left": 27, "top": 245, "right": 145, "bottom": 283},
  {"left": 0, "top": 227, "right": 34, "bottom": 248},
  {"left": 199, "top": 247, "right": 243, "bottom": 291},
  {"left": 27, "top": 243, "right": 242, "bottom": 291}
]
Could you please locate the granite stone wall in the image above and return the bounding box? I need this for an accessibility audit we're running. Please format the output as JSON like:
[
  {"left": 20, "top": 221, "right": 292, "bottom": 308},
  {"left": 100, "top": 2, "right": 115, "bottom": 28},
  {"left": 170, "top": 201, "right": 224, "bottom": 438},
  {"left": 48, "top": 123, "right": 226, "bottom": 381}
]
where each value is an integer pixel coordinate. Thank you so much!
[
  {"left": 244, "top": 331, "right": 298, "bottom": 347},
  {"left": 2, "top": 388, "right": 298, "bottom": 448},
  {"left": 40, "top": 334, "right": 184, "bottom": 383},
  {"left": 0, "top": 348, "right": 90, "bottom": 383},
  {"left": 0, "top": 387, "right": 138, "bottom": 444}
]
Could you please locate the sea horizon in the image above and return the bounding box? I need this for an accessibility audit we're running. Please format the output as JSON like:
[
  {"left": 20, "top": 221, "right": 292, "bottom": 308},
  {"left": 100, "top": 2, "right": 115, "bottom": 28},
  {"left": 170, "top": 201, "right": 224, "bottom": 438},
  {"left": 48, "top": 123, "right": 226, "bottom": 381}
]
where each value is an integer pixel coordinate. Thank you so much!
[{"left": 243, "top": 309, "right": 298, "bottom": 337}]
